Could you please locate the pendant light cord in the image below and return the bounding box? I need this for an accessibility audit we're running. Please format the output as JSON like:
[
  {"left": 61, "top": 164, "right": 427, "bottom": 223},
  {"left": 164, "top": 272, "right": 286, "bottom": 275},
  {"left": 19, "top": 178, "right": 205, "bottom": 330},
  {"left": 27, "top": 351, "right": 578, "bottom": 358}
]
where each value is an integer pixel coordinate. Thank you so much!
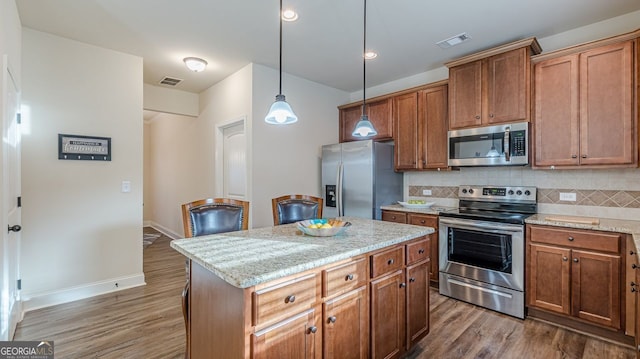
[
  {"left": 361, "top": 0, "right": 367, "bottom": 116},
  {"left": 279, "top": 0, "right": 283, "bottom": 96}
]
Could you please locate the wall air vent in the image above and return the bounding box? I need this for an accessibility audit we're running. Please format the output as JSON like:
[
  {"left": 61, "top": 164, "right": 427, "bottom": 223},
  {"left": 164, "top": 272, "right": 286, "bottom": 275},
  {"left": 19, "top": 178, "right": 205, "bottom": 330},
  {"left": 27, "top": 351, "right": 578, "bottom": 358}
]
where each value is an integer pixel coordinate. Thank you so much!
[
  {"left": 436, "top": 32, "right": 471, "bottom": 49},
  {"left": 159, "top": 76, "right": 183, "bottom": 86}
]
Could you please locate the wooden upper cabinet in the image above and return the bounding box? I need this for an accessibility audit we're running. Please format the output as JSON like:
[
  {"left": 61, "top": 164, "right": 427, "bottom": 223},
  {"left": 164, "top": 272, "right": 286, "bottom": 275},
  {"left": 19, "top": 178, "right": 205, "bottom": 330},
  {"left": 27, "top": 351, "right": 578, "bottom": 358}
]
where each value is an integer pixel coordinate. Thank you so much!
[
  {"left": 339, "top": 98, "right": 393, "bottom": 143},
  {"left": 533, "top": 38, "right": 636, "bottom": 168},
  {"left": 447, "top": 39, "right": 540, "bottom": 130},
  {"left": 393, "top": 92, "right": 419, "bottom": 170}
]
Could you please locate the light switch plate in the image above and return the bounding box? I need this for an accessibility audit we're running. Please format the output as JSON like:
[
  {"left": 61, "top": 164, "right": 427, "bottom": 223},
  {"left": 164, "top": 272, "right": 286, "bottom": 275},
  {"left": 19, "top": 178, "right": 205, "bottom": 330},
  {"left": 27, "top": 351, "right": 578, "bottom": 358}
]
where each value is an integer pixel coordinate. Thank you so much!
[
  {"left": 422, "top": 189, "right": 432, "bottom": 196},
  {"left": 121, "top": 180, "right": 131, "bottom": 193},
  {"left": 559, "top": 192, "right": 576, "bottom": 201}
]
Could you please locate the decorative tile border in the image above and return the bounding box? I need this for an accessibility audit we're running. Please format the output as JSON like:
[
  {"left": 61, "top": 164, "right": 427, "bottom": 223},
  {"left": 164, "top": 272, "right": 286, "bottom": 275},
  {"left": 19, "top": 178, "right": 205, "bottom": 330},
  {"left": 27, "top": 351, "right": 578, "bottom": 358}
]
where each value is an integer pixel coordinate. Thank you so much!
[{"left": 409, "top": 186, "right": 640, "bottom": 209}]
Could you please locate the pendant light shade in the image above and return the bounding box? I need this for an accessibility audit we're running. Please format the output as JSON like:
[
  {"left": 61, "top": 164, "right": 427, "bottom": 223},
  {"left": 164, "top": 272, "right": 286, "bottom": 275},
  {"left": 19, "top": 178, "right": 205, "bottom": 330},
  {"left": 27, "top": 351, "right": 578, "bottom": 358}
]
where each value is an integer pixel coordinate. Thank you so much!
[
  {"left": 352, "top": 0, "right": 377, "bottom": 138},
  {"left": 265, "top": 0, "right": 298, "bottom": 125}
]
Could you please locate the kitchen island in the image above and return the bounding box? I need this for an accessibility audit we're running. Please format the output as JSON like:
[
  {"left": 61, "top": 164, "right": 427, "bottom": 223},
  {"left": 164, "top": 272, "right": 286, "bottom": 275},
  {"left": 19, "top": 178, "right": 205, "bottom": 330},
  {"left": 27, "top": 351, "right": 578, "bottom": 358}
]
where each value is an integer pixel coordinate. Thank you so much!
[{"left": 171, "top": 217, "right": 434, "bottom": 359}]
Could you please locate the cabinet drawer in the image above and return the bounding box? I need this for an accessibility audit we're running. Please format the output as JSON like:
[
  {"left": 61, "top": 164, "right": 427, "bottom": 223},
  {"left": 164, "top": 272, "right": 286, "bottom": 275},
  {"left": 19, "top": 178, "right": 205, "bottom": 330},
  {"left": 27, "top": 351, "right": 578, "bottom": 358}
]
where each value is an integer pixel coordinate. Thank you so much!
[
  {"left": 407, "top": 237, "right": 430, "bottom": 266},
  {"left": 322, "top": 258, "right": 368, "bottom": 298},
  {"left": 528, "top": 225, "right": 620, "bottom": 253},
  {"left": 408, "top": 214, "right": 438, "bottom": 228},
  {"left": 371, "top": 246, "right": 405, "bottom": 278},
  {"left": 253, "top": 273, "right": 317, "bottom": 326},
  {"left": 382, "top": 211, "right": 407, "bottom": 223}
]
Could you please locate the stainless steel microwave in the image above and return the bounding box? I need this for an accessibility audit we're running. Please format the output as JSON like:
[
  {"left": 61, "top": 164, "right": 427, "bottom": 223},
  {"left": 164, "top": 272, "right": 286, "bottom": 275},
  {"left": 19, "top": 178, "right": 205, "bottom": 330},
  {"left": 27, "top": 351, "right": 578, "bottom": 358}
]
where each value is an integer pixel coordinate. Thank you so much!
[{"left": 447, "top": 122, "right": 529, "bottom": 167}]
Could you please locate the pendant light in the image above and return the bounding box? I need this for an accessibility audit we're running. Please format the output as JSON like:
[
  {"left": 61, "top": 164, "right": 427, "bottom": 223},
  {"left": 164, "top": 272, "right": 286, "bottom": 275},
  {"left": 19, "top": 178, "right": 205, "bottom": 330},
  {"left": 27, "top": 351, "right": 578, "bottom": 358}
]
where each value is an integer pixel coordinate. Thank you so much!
[
  {"left": 265, "top": 0, "right": 298, "bottom": 125},
  {"left": 352, "top": 0, "right": 377, "bottom": 138}
]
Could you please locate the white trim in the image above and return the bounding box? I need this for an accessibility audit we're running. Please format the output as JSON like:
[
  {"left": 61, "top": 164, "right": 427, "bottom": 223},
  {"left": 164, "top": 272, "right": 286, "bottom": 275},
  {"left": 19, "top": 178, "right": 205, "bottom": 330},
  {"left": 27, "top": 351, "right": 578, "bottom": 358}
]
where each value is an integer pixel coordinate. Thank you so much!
[
  {"left": 21, "top": 273, "right": 146, "bottom": 313},
  {"left": 147, "top": 221, "right": 181, "bottom": 239}
]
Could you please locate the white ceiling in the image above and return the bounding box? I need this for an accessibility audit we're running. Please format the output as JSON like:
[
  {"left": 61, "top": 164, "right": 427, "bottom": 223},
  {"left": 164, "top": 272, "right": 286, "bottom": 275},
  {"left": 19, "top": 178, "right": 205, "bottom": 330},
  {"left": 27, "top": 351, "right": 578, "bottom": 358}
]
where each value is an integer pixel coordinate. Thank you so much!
[{"left": 15, "top": 0, "right": 640, "bottom": 94}]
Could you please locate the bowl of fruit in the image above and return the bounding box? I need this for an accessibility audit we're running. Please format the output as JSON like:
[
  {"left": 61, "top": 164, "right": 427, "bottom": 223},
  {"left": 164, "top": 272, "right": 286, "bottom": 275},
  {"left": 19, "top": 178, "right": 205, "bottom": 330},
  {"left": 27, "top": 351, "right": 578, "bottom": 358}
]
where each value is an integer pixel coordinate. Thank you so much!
[
  {"left": 297, "top": 219, "right": 351, "bottom": 237},
  {"left": 398, "top": 200, "right": 435, "bottom": 209}
]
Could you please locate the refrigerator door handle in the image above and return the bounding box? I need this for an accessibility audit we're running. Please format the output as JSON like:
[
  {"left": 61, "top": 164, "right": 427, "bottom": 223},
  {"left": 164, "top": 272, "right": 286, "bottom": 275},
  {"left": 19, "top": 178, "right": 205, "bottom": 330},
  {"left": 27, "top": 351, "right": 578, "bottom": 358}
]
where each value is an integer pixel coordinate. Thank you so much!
[{"left": 337, "top": 162, "right": 344, "bottom": 217}]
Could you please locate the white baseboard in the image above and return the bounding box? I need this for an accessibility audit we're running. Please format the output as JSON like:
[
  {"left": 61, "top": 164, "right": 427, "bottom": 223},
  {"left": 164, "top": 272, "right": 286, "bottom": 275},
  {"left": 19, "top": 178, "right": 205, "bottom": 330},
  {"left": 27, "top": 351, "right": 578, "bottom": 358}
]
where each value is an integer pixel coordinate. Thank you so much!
[
  {"left": 21, "top": 273, "right": 146, "bottom": 313},
  {"left": 143, "top": 220, "right": 152, "bottom": 227},
  {"left": 147, "top": 221, "right": 182, "bottom": 239}
]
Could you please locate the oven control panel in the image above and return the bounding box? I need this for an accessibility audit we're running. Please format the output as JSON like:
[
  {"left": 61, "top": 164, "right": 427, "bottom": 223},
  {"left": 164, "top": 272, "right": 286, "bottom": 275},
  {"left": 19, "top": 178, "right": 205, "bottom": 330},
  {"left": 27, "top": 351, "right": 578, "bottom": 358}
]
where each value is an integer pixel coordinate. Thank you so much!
[{"left": 459, "top": 185, "right": 536, "bottom": 203}]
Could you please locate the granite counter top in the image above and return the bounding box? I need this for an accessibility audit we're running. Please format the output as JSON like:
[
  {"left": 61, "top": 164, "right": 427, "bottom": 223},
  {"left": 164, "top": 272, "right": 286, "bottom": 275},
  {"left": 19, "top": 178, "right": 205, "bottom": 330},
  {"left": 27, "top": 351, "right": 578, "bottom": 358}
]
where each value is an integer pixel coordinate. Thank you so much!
[
  {"left": 170, "top": 217, "right": 433, "bottom": 289},
  {"left": 526, "top": 213, "right": 640, "bottom": 252},
  {"left": 380, "top": 204, "right": 456, "bottom": 215}
]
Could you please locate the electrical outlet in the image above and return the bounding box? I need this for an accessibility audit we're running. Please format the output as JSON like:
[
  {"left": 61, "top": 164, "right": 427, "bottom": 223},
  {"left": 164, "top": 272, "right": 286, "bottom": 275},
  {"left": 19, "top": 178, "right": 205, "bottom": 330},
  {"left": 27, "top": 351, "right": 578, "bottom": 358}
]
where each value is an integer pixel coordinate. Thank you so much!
[
  {"left": 422, "top": 189, "right": 432, "bottom": 196},
  {"left": 121, "top": 181, "right": 131, "bottom": 193},
  {"left": 559, "top": 192, "right": 576, "bottom": 202}
]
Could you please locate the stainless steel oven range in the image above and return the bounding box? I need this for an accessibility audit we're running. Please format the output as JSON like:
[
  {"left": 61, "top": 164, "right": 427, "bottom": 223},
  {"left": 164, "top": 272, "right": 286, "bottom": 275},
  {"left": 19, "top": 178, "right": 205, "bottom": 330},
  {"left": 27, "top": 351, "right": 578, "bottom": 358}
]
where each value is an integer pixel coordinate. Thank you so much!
[{"left": 438, "top": 185, "right": 537, "bottom": 319}]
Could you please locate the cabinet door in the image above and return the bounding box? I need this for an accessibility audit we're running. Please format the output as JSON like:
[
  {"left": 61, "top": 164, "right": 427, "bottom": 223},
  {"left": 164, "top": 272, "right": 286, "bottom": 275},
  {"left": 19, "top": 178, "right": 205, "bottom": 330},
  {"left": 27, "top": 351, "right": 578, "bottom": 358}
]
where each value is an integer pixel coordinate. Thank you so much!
[
  {"left": 571, "top": 250, "right": 621, "bottom": 329},
  {"left": 406, "top": 261, "right": 430, "bottom": 348},
  {"left": 340, "top": 99, "right": 393, "bottom": 142},
  {"left": 419, "top": 85, "right": 449, "bottom": 169},
  {"left": 486, "top": 48, "right": 528, "bottom": 124},
  {"left": 533, "top": 55, "right": 580, "bottom": 167},
  {"left": 370, "top": 270, "right": 406, "bottom": 359},
  {"left": 449, "top": 61, "right": 483, "bottom": 129},
  {"left": 393, "top": 92, "right": 419, "bottom": 170},
  {"left": 252, "top": 309, "right": 320, "bottom": 359},
  {"left": 579, "top": 41, "right": 634, "bottom": 166},
  {"left": 527, "top": 244, "right": 571, "bottom": 315},
  {"left": 339, "top": 106, "right": 363, "bottom": 143},
  {"left": 323, "top": 287, "right": 368, "bottom": 359}
]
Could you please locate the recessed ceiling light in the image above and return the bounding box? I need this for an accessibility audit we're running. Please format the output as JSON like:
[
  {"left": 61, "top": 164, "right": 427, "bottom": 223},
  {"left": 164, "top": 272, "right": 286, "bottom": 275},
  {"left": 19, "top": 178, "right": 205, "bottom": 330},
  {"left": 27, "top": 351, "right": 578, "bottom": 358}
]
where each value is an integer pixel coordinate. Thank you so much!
[
  {"left": 282, "top": 9, "right": 298, "bottom": 22},
  {"left": 364, "top": 51, "right": 377, "bottom": 60},
  {"left": 436, "top": 32, "right": 472, "bottom": 49},
  {"left": 183, "top": 57, "right": 207, "bottom": 72}
]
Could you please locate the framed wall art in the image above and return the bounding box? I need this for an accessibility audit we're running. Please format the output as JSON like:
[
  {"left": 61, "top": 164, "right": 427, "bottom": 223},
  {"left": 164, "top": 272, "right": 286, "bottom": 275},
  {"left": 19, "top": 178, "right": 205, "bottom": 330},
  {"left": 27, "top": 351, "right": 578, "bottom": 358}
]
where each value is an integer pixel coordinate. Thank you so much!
[{"left": 58, "top": 134, "right": 111, "bottom": 161}]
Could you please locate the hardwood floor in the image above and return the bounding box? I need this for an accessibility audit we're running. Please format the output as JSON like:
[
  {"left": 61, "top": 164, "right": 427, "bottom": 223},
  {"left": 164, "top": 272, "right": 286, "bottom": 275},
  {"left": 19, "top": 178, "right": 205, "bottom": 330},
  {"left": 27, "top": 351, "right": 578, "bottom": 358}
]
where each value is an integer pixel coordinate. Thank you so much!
[{"left": 14, "top": 229, "right": 636, "bottom": 358}]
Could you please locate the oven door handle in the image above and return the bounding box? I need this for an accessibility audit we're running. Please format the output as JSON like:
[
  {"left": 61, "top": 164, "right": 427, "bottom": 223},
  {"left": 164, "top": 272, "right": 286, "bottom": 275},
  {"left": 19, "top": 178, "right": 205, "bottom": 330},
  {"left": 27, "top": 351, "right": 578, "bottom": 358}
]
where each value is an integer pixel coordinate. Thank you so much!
[{"left": 439, "top": 218, "right": 523, "bottom": 233}]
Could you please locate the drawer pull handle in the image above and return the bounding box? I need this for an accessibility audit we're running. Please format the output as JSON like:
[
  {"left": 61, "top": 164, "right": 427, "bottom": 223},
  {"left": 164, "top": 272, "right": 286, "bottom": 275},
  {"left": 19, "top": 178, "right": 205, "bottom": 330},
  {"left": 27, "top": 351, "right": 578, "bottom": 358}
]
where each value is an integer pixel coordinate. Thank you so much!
[
  {"left": 399, "top": 282, "right": 406, "bottom": 288},
  {"left": 308, "top": 326, "right": 317, "bottom": 334},
  {"left": 409, "top": 277, "right": 416, "bottom": 283},
  {"left": 562, "top": 257, "right": 568, "bottom": 262},
  {"left": 346, "top": 274, "right": 354, "bottom": 281},
  {"left": 573, "top": 258, "right": 579, "bottom": 263},
  {"left": 328, "top": 316, "right": 337, "bottom": 323},
  {"left": 387, "top": 259, "right": 394, "bottom": 265},
  {"left": 285, "top": 295, "right": 296, "bottom": 303},
  {"left": 418, "top": 249, "right": 425, "bottom": 254},
  {"left": 568, "top": 236, "right": 574, "bottom": 241}
]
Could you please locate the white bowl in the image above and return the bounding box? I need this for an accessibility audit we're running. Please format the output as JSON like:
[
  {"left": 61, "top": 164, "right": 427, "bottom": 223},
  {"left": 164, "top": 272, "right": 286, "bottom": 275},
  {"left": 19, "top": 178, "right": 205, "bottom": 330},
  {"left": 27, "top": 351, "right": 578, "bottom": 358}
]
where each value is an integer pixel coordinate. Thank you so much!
[
  {"left": 297, "top": 219, "right": 351, "bottom": 237},
  {"left": 398, "top": 201, "right": 435, "bottom": 209}
]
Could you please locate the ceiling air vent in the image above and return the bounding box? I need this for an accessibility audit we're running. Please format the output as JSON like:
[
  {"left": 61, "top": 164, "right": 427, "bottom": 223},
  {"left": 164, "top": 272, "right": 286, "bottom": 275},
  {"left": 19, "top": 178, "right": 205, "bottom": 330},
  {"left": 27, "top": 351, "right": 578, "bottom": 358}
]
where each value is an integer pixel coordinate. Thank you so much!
[
  {"left": 159, "top": 76, "right": 183, "bottom": 86},
  {"left": 436, "top": 32, "right": 471, "bottom": 49}
]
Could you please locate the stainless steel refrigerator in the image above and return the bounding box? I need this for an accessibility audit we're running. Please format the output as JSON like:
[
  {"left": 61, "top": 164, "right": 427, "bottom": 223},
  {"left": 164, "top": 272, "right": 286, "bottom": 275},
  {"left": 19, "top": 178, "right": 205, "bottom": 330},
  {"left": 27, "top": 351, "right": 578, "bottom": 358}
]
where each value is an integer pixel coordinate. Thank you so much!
[{"left": 322, "top": 140, "right": 403, "bottom": 220}]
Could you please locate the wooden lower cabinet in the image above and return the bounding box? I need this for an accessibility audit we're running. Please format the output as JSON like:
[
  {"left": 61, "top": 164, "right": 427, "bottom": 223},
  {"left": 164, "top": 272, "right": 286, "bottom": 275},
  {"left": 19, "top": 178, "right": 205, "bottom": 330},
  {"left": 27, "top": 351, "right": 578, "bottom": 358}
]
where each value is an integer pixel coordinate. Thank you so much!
[
  {"left": 323, "top": 287, "right": 368, "bottom": 359},
  {"left": 527, "top": 225, "right": 622, "bottom": 330},
  {"left": 406, "top": 260, "right": 430, "bottom": 348},
  {"left": 252, "top": 309, "right": 320, "bottom": 359},
  {"left": 371, "top": 270, "right": 406, "bottom": 359},
  {"left": 407, "top": 213, "right": 439, "bottom": 284}
]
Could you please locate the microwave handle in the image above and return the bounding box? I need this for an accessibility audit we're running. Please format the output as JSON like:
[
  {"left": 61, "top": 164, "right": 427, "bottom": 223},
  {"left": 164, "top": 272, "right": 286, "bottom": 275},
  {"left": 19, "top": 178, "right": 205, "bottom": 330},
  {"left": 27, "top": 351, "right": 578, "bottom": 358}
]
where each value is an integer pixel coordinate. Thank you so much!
[{"left": 503, "top": 127, "right": 510, "bottom": 162}]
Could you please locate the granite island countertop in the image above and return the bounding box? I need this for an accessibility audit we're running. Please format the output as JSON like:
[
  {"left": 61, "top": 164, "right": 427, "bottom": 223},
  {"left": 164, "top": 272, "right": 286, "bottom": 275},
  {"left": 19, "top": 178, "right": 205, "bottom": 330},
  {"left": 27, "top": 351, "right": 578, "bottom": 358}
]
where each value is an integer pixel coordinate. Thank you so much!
[{"left": 170, "top": 217, "right": 433, "bottom": 289}]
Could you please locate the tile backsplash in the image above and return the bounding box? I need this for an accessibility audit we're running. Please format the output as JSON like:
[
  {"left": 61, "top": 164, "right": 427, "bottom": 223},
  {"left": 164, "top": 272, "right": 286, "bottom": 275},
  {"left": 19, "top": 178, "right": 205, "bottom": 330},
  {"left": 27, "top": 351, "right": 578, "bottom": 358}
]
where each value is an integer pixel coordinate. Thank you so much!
[{"left": 405, "top": 167, "right": 640, "bottom": 221}]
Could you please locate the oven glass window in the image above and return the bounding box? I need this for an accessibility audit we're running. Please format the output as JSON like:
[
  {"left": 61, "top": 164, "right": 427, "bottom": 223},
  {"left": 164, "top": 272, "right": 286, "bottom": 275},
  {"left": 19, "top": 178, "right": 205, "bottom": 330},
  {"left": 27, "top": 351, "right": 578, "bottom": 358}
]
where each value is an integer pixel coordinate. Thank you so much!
[
  {"left": 449, "top": 133, "right": 504, "bottom": 160},
  {"left": 447, "top": 227, "right": 512, "bottom": 273}
]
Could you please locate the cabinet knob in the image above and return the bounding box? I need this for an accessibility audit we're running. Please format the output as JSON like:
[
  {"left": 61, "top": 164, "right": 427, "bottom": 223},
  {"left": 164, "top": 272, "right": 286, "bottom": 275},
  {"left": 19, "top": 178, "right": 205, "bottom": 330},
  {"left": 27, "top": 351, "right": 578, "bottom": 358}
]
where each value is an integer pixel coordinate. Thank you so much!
[
  {"left": 399, "top": 282, "right": 406, "bottom": 288},
  {"left": 489, "top": 113, "right": 494, "bottom": 118},
  {"left": 631, "top": 250, "right": 636, "bottom": 256},
  {"left": 571, "top": 155, "right": 577, "bottom": 158},
  {"left": 308, "top": 326, "right": 318, "bottom": 334},
  {"left": 632, "top": 287, "right": 638, "bottom": 293},
  {"left": 633, "top": 264, "right": 638, "bottom": 270},
  {"left": 418, "top": 249, "right": 425, "bottom": 254},
  {"left": 392, "top": 216, "right": 396, "bottom": 220},
  {"left": 567, "top": 236, "right": 574, "bottom": 241},
  {"left": 573, "top": 258, "right": 579, "bottom": 263},
  {"left": 475, "top": 115, "right": 480, "bottom": 119},
  {"left": 285, "top": 295, "right": 296, "bottom": 303},
  {"left": 328, "top": 316, "right": 337, "bottom": 323},
  {"left": 409, "top": 277, "right": 416, "bottom": 283},
  {"left": 562, "top": 257, "right": 568, "bottom": 261},
  {"left": 387, "top": 259, "right": 394, "bottom": 265},
  {"left": 581, "top": 154, "right": 587, "bottom": 158},
  {"left": 346, "top": 274, "right": 354, "bottom": 281},
  {"left": 420, "top": 220, "right": 426, "bottom": 224}
]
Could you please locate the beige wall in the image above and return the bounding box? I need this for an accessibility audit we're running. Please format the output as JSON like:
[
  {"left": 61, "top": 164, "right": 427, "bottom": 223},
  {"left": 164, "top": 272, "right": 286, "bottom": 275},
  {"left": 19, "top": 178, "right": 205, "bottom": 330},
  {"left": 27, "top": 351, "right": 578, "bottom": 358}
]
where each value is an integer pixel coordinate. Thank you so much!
[
  {"left": 20, "top": 29, "right": 144, "bottom": 310},
  {"left": 143, "top": 84, "right": 199, "bottom": 117}
]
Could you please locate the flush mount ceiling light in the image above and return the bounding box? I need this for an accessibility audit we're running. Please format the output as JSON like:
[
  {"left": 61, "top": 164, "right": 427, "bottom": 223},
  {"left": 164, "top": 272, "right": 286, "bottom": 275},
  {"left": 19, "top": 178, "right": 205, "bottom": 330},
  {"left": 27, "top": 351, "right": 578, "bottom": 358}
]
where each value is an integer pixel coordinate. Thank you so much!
[
  {"left": 265, "top": 0, "right": 298, "bottom": 125},
  {"left": 436, "top": 32, "right": 471, "bottom": 49},
  {"left": 282, "top": 8, "right": 298, "bottom": 21},
  {"left": 352, "top": 0, "right": 377, "bottom": 138},
  {"left": 183, "top": 57, "right": 207, "bottom": 72}
]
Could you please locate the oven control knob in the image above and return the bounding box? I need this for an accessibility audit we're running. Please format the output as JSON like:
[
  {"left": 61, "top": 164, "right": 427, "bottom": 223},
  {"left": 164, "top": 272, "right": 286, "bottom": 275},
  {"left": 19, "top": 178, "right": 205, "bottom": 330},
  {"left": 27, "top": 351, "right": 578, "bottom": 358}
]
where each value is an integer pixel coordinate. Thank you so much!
[
  {"left": 508, "top": 190, "right": 514, "bottom": 195},
  {"left": 524, "top": 190, "right": 531, "bottom": 196},
  {"left": 461, "top": 189, "right": 467, "bottom": 194},
  {"left": 516, "top": 190, "right": 522, "bottom": 196},
  {"left": 468, "top": 189, "right": 474, "bottom": 194}
]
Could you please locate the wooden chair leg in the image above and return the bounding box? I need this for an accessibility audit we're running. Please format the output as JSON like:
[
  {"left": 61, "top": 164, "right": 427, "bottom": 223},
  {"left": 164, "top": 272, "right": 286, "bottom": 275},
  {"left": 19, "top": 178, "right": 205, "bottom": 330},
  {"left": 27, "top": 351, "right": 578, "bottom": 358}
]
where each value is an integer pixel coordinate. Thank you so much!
[{"left": 182, "top": 279, "right": 190, "bottom": 359}]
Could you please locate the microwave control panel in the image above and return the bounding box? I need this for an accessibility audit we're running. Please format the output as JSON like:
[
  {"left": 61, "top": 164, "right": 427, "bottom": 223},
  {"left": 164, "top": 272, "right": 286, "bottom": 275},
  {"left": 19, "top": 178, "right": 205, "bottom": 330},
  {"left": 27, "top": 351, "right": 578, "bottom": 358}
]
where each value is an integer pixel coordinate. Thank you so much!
[{"left": 511, "top": 130, "right": 526, "bottom": 156}]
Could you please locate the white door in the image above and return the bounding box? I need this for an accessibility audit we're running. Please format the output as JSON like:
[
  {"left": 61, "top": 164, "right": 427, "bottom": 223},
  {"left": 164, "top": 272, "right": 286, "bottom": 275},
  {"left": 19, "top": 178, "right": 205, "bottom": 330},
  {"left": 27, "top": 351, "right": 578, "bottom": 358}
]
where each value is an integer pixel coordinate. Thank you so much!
[
  {"left": 1, "top": 56, "right": 21, "bottom": 341},
  {"left": 221, "top": 121, "right": 246, "bottom": 200}
]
